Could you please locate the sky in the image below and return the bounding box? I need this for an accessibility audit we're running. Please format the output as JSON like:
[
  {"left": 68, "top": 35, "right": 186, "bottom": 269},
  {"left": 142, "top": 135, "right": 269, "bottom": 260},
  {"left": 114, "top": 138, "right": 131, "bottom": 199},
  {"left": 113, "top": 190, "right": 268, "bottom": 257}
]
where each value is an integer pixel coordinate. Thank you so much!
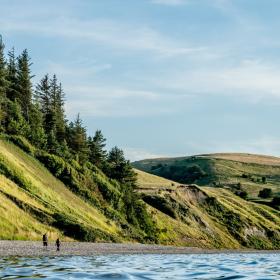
[{"left": 1, "top": 0, "right": 280, "bottom": 161}]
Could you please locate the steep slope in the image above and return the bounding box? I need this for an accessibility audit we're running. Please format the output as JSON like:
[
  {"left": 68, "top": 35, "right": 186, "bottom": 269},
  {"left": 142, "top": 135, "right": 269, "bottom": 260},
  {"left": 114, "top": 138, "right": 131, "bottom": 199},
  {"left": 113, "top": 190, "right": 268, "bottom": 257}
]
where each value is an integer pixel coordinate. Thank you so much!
[
  {"left": 0, "top": 139, "right": 121, "bottom": 241},
  {"left": 136, "top": 170, "right": 280, "bottom": 249},
  {"left": 133, "top": 153, "right": 280, "bottom": 200},
  {"left": 134, "top": 169, "right": 179, "bottom": 190}
]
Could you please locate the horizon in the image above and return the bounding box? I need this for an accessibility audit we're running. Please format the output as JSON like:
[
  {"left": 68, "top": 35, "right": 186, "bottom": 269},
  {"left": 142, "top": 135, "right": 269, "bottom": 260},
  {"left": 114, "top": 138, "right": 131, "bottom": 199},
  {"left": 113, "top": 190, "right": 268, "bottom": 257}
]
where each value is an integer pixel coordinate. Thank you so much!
[{"left": 1, "top": 0, "right": 280, "bottom": 161}]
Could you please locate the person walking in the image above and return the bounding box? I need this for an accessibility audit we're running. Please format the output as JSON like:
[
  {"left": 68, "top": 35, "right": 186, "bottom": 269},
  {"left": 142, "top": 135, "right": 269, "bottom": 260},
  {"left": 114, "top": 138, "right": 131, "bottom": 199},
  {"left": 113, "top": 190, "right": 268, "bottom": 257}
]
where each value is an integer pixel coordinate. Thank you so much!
[
  {"left": 43, "top": 233, "right": 48, "bottom": 249},
  {"left": 56, "top": 238, "right": 61, "bottom": 252}
]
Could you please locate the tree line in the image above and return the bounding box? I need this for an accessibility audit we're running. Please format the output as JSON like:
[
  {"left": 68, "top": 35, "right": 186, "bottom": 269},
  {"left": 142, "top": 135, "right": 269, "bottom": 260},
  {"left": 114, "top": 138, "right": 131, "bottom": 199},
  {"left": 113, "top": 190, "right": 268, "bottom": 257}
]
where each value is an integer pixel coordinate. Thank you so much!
[{"left": 0, "top": 36, "right": 135, "bottom": 185}]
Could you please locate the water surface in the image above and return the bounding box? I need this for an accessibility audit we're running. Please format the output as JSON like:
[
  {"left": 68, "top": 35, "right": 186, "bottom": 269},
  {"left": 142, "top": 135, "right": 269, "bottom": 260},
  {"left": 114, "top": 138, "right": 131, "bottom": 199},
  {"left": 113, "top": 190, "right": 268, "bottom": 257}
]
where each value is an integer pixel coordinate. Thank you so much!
[{"left": 0, "top": 254, "right": 279, "bottom": 279}]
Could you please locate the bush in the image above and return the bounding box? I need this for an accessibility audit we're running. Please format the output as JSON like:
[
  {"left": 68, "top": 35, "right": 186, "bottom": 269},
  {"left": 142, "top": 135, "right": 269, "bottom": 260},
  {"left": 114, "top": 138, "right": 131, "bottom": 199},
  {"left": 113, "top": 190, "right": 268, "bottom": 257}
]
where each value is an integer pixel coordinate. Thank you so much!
[
  {"left": 258, "top": 188, "right": 272, "bottom": 199},
  {"left": 7, "top": 135, "right": 36, "bottom": 155},
  {"left": 235, "top": 190, "right": 248, "bottom": 200},
  {"left": 272, "top": 197, "right": 280, "bottom": 206}
]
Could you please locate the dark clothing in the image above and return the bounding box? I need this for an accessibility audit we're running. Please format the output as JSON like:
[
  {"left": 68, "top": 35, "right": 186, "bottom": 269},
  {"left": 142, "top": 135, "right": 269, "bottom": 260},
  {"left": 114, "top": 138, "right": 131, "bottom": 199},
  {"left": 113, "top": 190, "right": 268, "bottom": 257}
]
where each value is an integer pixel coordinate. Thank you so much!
[
  {"left": 43, "top": 234, "right": 48, "bottom": 247},
  {"left": 56, "top": 239, "right": 61, "bottom": 251}
]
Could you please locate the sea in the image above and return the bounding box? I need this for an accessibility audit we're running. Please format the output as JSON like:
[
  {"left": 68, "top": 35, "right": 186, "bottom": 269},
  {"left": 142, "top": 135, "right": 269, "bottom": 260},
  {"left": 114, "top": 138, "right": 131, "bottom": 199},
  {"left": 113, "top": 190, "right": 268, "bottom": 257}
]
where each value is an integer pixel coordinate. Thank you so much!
[{"left": 0, "top": 253, "right": 279, "bottom": 279}]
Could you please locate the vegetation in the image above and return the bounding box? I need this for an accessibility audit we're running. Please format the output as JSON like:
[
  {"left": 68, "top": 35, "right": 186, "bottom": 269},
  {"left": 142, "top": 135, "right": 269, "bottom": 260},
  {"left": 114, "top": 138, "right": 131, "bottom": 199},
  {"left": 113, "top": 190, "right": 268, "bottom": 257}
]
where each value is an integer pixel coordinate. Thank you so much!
[
  {"left": 136, "top": 170, "right": 280, "bottom": 249},
  {"left": 1, "top": 35, "right": 280, "bottom": 249},
  {"left": 133, "top": 154, "right": 280, "bottom": 204},
  {"left": 259, "top": 188, "right": 273, "bottom": 199},
  {"left": 0, "top": 36, "right": 157, "bottom": 242}
]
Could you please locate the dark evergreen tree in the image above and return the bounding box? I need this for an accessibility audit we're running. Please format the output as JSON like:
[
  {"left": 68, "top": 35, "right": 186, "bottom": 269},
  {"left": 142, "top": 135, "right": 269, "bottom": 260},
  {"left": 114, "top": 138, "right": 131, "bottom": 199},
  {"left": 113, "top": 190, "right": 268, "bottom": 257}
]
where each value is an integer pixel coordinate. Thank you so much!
[
  {"left": 6, "top": 47, "right": 18, "bottom": 101},
  {"left": 67, "top": 114, "right": 89, "bottom": 163},
  {"left": 17, "top": 49, "right": 33, "bottom": 121},
  {"left": 88, "top": 130, "right": 107, "bottom": 168},
  {"left": 50, "top": 76, "right": 66, "bottom": 143},
  {"left": 107, "top": 146, "right": 136, "bottom": 184},
  {"left": 6, "top": 100, "right": 30, "bottom": 136},
  {"left": 28, "top": 103, "right": 47, "bottom": 148},
  {"left": 0, "top": 36, "right": 8, "bottom": 129}
]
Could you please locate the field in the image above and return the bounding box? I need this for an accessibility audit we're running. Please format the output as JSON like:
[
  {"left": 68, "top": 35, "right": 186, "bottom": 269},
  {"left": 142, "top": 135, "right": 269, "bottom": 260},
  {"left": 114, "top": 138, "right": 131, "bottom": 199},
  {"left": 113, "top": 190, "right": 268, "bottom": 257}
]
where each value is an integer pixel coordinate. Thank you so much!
[{"left": 133, "top": 153, "right": 280, "bottom": 200}]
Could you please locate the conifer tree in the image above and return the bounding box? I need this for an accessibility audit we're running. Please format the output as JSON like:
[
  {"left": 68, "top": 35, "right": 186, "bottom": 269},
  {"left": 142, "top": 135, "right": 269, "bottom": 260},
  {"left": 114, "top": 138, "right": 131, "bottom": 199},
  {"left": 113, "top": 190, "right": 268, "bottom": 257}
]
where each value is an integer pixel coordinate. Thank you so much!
[
  {"left": 50, "top": 76, "right": 66, "bottom": 143},
  {"left": 67, "top": 114, "right": 89, "bottom": 163},
  {"left": 6, "top": 100, "right": 29, "bottom": 136},
  {"left": 35, "top": 74, "right": 57, "bottom": 150},
  {"left": 0, "top": 36, "right": 8, "bottom": 129},
  {"left": 28, "top": 103, "right": 47, "bottom": 148},
  {"left": 88, "top": 130, "right": 107, "bottom": 168},
  {"left": 17, "top": 49, "right": 33, "bottom": 121},
  {"left": 107, "top": 146, "right": 136, "bottom": 184},
  {"left": 6, "top": 47, "right": 18, "bottom": 101}
]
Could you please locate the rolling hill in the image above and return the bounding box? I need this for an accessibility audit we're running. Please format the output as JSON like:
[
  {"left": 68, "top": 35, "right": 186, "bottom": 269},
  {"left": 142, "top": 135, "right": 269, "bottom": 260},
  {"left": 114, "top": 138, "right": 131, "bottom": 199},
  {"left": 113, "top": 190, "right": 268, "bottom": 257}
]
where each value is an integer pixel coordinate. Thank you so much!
[
  {"left": 1, "top": 138, "right": 280, "bottom": 249},
  {"left": 132, "top": 153, "right": 280, "bottom": 201},
  {"left": 135, "top": 169, "right": 280, "bottom": 249}
]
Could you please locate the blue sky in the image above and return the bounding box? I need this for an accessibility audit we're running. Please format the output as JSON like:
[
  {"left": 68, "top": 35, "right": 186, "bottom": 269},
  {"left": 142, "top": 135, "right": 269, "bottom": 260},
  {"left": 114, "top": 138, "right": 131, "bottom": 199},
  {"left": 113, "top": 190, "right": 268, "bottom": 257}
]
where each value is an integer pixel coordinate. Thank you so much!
[{"left": 1, "top": 0, "right": 280, "bottom": 160}]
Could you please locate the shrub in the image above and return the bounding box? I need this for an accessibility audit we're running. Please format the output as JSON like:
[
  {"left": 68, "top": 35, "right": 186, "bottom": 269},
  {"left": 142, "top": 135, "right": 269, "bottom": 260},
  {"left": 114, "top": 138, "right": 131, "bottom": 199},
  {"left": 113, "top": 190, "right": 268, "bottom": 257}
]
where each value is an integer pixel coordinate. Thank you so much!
[
  {"left": 258, "top": 188, "right": 272, "bottom": 199},
  {"left": 7, "top": 135, "right": 36, "bottom": 155},
  {"left": 235, "top": 190, "right": 248, "bottom": 200},
  {"left": 272, "top": 197, "right": 280, "bottom": 206}
]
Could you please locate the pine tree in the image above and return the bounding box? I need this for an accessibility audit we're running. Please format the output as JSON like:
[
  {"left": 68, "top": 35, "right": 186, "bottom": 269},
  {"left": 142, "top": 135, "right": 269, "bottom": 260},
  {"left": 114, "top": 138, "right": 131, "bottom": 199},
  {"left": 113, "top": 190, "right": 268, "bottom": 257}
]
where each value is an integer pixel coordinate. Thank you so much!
[
  {"left": 0, "top": 35, "right": 8, "bottom": 129},
  {"left": 17, "top": 49, "right": 33, "bottom": 121},
  {"left": 35, "top": 74, "right": 57, "bottom": 150},
  {"left": 28, "top": 103, "right": 47, "bottom": 149},
  {"left": 88, "top": 130, "right": 107, "bottom": 168},
  {"left": 35, "top": 74, "right": 51, "bottom": 115},
  {"left": 6, "top": 47, "right": 18, "bottom": 101},
  {"left": 107, "top": 146, "right": 136, "bottom": 184},
  {"left": 50, "top": 76, "right": 66, "bottom": 143},
  {"left": 67, "top": 114, "right": 89, "bottom": 163},
  {"left": 6, "top": 100, "right": 30, "bottom": 136}
]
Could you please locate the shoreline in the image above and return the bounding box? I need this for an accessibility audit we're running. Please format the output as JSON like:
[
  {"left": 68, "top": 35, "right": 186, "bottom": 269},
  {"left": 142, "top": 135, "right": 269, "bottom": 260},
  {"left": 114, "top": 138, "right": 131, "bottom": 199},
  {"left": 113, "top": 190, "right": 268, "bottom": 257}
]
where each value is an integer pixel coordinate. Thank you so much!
[{"left": 0, "top": 241, "right": 279, "bottom": 257}]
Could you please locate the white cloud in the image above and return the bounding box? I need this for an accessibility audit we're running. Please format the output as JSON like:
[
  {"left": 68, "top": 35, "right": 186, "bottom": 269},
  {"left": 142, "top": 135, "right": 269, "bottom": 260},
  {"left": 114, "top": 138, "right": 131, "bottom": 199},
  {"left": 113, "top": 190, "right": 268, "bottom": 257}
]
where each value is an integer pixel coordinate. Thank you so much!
[
  {"left": 64, "top": 86, "right": 178, "bottom": 117},
  {"left": 0, "top": 15, "right": 202, "bottom": 57},
  {"left": 123, "top": 147, "right": 167, "bottom": 161},
  {"left": 148, "top": 59, "right": 280, "bottom": 102}
]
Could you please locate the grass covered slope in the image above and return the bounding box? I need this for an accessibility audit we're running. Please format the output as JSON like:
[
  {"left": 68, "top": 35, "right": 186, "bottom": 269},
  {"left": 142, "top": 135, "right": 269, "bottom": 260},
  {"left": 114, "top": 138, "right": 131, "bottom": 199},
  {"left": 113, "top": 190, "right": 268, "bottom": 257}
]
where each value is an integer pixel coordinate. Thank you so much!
[
  {"left": 134, "top": 169, "right": 179, "bottom": 189},
  {"left": 1, "top": 137, "right": 280, "bottom": 249},
  {"left": 135, "top": 169, "right": 280, "bottom": 249},
  {"left": 133, "top": 153, "right": 280, "bottom": 200},
  {"left": 0, "top": 138, "right": 121, "bottom": 241}
]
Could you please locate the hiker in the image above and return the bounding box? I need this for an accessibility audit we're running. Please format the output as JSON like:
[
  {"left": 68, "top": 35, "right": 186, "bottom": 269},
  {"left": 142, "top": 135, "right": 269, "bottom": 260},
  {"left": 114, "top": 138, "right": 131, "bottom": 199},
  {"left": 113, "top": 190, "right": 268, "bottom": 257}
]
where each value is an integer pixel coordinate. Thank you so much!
[
  {"left": 56, "top": 238, "right": 61, "bottom": 251},
  {"left": 43, "top": 233, "right": 48, "bottom": 248}
]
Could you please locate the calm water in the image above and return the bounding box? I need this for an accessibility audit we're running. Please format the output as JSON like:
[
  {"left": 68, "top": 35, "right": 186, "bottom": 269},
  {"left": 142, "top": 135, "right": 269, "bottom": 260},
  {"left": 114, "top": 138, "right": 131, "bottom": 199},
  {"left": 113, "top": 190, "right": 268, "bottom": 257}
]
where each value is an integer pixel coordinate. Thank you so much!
[{"left": 0, "top": 254, "right": 279, "bottom": 279}]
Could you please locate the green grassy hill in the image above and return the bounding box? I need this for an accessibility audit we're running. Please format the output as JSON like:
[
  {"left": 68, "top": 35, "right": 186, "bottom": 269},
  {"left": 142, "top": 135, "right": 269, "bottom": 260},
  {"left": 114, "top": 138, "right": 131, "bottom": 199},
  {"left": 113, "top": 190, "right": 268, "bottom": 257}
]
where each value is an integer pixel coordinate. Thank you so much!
[
  {"left": 1, "top": 139, "right": 280, "bottom": 249},
  {"left": 0, "top": 138, "right": 121, "bottom": 241},
  {"left": 133, "top": 153, "right": 280, "bottom": 202},
  {"left": 135, "top": 170, "right": 280, "bottom": 249}
]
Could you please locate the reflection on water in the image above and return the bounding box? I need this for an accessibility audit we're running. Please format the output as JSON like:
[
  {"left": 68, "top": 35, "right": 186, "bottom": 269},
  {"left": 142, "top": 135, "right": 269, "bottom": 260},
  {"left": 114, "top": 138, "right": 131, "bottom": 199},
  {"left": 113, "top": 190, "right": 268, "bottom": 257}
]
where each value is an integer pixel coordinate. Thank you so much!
[{"left": 0, "top": 254, "right": 279, "bottom": 279}]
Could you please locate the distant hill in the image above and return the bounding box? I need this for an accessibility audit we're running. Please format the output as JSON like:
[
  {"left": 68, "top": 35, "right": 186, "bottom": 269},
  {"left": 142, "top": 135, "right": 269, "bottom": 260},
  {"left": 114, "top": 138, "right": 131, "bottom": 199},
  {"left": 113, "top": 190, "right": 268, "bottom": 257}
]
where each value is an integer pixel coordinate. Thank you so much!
[
  {"left": 134, "top": 169, "right": 280, "bottom": 249},
  {"left": 132, "top": 153, "right": 280, "bottom": 201}
]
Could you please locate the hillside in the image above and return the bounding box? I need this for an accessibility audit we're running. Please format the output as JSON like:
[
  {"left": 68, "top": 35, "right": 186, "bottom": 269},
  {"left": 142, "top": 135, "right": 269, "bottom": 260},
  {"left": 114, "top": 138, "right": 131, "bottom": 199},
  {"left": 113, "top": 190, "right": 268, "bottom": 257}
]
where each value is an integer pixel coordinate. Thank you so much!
[
  {"left": 1, "top": 138, "right": 280, "bottom": 249},
  {"left": 0, "top": 138, "right": 121, "bottom": 241},
  {"left": 132, "top": 153, "right": 280, "bottom": 202},
  {"left": 135, "top": 170, "right": 280, "bottom": 249}
]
